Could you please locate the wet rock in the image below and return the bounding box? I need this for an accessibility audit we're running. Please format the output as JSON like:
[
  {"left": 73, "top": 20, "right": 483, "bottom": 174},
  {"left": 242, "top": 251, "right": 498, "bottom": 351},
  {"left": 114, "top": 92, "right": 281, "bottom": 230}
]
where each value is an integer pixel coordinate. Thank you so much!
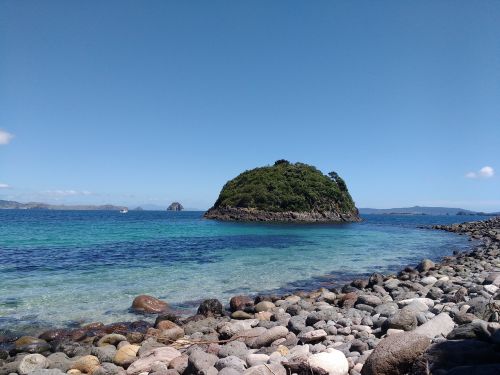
[
  {"left": 197, "top": 299, "right": 224, "bottom": 317},
  {"left": 15, "top": 337, "right": 51, "bottom": 354},
  {"left": 53, "top": 341, "right": 91, "bottom": 358},
  {"left": 368, "top": 273, "right": 384, "bottom": 287},
  {"left": 155, "top": 312, "right": 182, "bottom": 327},
  {"left": 230, "top": 296, "right": 254, "bottom": 312},
  {"left": 97, "top": 334, "right": 127, "bottom": 347},
  {"left": 416, "top": 259, "right": 435, "bottom": 272},
  {"left": 351, "top": 279, "right": 369, "bottom": 289},
  {"left": 18, "top": 354, "right": 49, "bottom": 375},
  {"left": 131, "top": 295, "right": 168, "bottom": 314},
  {"left": 361, "top": 333, "right": 430, "bottom": 375},
  {"left": 39, "top": 330, "right": 69, "bottom": 343}
]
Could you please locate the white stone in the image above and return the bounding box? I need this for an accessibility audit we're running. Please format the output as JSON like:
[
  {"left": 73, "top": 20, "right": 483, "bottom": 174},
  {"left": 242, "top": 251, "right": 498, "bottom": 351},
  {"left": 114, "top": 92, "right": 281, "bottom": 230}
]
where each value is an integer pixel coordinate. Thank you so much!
[
  {"left": 420, "top": 276, "right": 438, "bottom": 285},
  {"left": 386, "top": 329, "right": 405, "bottom": 336},
  {"left": 246, "top": 353, "right": 269, "bottom": 367},
  {"left": 308, "top": 349, "right": 348, "bottom": 375},
  {"left": 18, "top": 354, "right": 49, "bottom": 375},
  {"left": 126, "top": 347, "right": 181, "bottom": 375},
  {"left": 484, "top": 284, "right": 499, "bottom": 294},
  {"left": 398, "top": 298, "right": 434, "bottom": 308},
  {"left": 414, "top": 313, "right": 455, "bottom": 338},
  {"left": 285, "top": 295, "right": 301, "bottom": 303}
]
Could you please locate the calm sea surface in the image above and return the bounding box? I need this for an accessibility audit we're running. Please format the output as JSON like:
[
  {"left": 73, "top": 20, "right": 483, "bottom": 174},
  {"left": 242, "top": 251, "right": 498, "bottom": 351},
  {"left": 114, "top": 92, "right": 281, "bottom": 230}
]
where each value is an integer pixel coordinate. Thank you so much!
[{"left": 0, "top": 210, "right": 485, "bottom": 334}]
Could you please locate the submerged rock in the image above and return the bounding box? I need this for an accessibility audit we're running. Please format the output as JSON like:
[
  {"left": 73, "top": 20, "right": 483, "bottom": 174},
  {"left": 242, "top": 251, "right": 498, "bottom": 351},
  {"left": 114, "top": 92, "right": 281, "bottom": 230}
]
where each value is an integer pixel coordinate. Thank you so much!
[{"left": 131, "top": 295, "right": 168, "bottom": 314}]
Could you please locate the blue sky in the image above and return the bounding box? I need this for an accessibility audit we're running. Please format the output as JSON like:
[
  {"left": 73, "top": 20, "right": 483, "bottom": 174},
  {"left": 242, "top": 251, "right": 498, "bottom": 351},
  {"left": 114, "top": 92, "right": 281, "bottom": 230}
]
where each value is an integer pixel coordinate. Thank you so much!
[{"left": 1, "top": 1, "right": 499, "bottom": 211}]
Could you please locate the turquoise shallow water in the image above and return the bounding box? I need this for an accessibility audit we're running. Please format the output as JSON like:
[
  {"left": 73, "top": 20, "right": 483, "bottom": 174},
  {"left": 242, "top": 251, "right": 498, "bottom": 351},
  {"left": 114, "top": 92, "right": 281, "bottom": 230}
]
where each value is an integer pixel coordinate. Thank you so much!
[{"left": 0, "top": 210, "right": 483, "bottom": 334}]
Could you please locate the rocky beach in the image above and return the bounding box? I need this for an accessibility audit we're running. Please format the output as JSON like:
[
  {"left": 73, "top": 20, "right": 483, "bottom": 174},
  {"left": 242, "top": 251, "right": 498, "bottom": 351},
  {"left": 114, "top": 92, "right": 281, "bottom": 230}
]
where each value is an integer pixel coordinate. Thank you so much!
[{"left": 1, "top": 217, "right": 499, "bottom": 375}]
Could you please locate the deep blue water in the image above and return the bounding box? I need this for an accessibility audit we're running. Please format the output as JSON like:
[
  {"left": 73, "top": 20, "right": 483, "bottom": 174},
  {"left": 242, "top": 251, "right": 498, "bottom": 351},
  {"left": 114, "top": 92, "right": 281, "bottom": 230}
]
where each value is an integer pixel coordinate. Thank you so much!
[{"left": 0, "top": 210, "right": 485, "bottom": 334}]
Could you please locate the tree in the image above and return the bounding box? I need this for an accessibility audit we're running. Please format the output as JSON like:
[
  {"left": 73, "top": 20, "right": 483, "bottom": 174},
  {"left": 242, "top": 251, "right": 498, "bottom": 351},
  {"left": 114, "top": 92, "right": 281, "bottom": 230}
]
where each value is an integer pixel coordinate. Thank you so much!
[{"left": 328, "top": 171, "right": 348, "bottom": 192}]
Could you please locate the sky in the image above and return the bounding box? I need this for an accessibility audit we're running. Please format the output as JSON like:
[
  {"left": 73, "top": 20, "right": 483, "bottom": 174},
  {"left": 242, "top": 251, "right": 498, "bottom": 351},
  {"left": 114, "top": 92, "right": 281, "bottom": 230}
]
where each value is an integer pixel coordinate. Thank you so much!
[{"left": 1, "top": 1, "right": 499, "bottom": 211}]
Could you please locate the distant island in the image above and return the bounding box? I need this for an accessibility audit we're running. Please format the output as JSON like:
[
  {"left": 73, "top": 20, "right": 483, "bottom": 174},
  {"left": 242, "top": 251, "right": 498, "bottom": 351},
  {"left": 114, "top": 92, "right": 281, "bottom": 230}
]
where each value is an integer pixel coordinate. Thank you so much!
[
  {"left": 204, "top": 160, "right": 360, "bottom": 222},
  {"left": 359, "top": 206, "right": 499, "bottom": 216},
  {"left": 0, "top": 199, "right": 127, "bottom": 211},
  {"left": 167, "top": 202, "right": 184, "bottom": 211}
]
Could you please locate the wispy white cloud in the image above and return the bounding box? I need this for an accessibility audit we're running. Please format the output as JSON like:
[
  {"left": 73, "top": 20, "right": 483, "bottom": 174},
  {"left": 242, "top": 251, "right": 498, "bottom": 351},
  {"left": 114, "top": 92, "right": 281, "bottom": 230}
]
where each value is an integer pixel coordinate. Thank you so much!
[
  {"left": 0, "top": 129, "right": 14, "bottom": 145},
  {"left": 465, "top": 166, "right": 495, "bottom": 179},
  {"left": 0, "top": 183, "right": 10, "bottom": 188}
]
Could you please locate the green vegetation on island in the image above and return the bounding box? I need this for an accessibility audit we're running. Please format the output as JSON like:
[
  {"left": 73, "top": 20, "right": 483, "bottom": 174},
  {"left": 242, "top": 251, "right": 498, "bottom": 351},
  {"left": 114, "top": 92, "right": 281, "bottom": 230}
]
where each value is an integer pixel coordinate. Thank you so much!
[{"left": 205, "top": 160, "right": 359, "bottom": 222}]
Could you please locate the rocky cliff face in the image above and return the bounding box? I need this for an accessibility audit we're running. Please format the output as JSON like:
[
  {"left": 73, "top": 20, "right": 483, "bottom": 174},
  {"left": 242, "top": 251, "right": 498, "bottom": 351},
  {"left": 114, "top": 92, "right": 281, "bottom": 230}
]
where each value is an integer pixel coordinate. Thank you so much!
[
  {"left": 204, "top": 206, "right": 360, "bottom": 222},
  {"left": 167, "top": 202, "right": 184, "bottom": 211},
  {"left": 204, "top": 160, "right": 360, "bottom": 223}
]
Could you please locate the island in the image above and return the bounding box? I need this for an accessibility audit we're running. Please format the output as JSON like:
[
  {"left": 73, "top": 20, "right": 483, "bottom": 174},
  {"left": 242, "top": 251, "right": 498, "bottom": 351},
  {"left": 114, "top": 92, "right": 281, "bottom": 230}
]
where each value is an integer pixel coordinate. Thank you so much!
[
  {"left": 167, "top": 202, "right": 184, "bottom": 211},
  {"left": 204, "top": 160, "right": 360, "bottom": 222}
]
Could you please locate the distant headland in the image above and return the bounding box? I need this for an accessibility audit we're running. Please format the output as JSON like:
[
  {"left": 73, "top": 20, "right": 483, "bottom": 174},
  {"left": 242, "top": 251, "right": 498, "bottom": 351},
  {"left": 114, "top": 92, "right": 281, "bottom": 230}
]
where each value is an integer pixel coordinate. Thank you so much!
[
  {"left": 0, "top": 199, "right": 127, "bottom": 211},
  {"left": 204, "top": 160, "right": 360, "bottom": 222},
  {"left": 359, "top": 206, "right": 500, "bottom": 216}
]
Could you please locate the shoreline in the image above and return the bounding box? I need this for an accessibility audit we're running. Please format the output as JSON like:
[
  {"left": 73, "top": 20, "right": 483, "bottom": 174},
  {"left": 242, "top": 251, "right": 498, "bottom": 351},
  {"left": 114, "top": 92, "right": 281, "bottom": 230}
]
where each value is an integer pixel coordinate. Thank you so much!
[
  {"left": 1, "top": 216, "right": 499, "bottom": 375},
  {"left": 0, "top": 222, "right": 474, "bottom": 338}
]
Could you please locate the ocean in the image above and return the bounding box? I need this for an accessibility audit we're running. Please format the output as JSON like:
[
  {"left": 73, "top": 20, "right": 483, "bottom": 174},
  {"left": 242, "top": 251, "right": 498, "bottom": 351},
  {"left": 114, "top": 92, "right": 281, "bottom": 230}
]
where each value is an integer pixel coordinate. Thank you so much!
[{"left": 0, "top": 210, "right": 485, "bottom": 334}]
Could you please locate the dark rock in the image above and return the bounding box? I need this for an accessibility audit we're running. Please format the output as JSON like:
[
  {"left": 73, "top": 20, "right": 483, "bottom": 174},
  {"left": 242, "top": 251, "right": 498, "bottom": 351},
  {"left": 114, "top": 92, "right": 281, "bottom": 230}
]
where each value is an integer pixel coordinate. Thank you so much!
[
  {"left": 446, "top": 320, "right": 490, "bottom": 340},
  {"left": 356, "top": 295, "right": 382, "bottom": 307},
  {"left": 197, "top": 299, "right": 224, "bottom": 317},
  {"left": 155, "top": 313, "right": 182, "bottom": 327},
  {"left": 38, "top": 330, "right": 70, "bottom": 343},
  {"left": 52, "top": 341, "right": 91, "bottom": 358},
  {"left": 416, "top": 259, "right": 435, "bottom": 272},
  {"left": 368, "top": 273, "right": 384, "bottom": 287},
  {"left": 410, "top": 339, "right": 500, "bottom": 374},
  {"left": 351, "top": 279, "right": 369, "bottom": 289},
  {"left": 167, "top": 202, "right": 184, "bottom": 211},
  {"left": 229, "top": 296, "right": 254, "bottom": 313},
  {"left": 305, "top": 309, "right": 338, "bottom": 326},
  {"left": 15, "top": 337, "right": 51, "bottom": 354}
]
